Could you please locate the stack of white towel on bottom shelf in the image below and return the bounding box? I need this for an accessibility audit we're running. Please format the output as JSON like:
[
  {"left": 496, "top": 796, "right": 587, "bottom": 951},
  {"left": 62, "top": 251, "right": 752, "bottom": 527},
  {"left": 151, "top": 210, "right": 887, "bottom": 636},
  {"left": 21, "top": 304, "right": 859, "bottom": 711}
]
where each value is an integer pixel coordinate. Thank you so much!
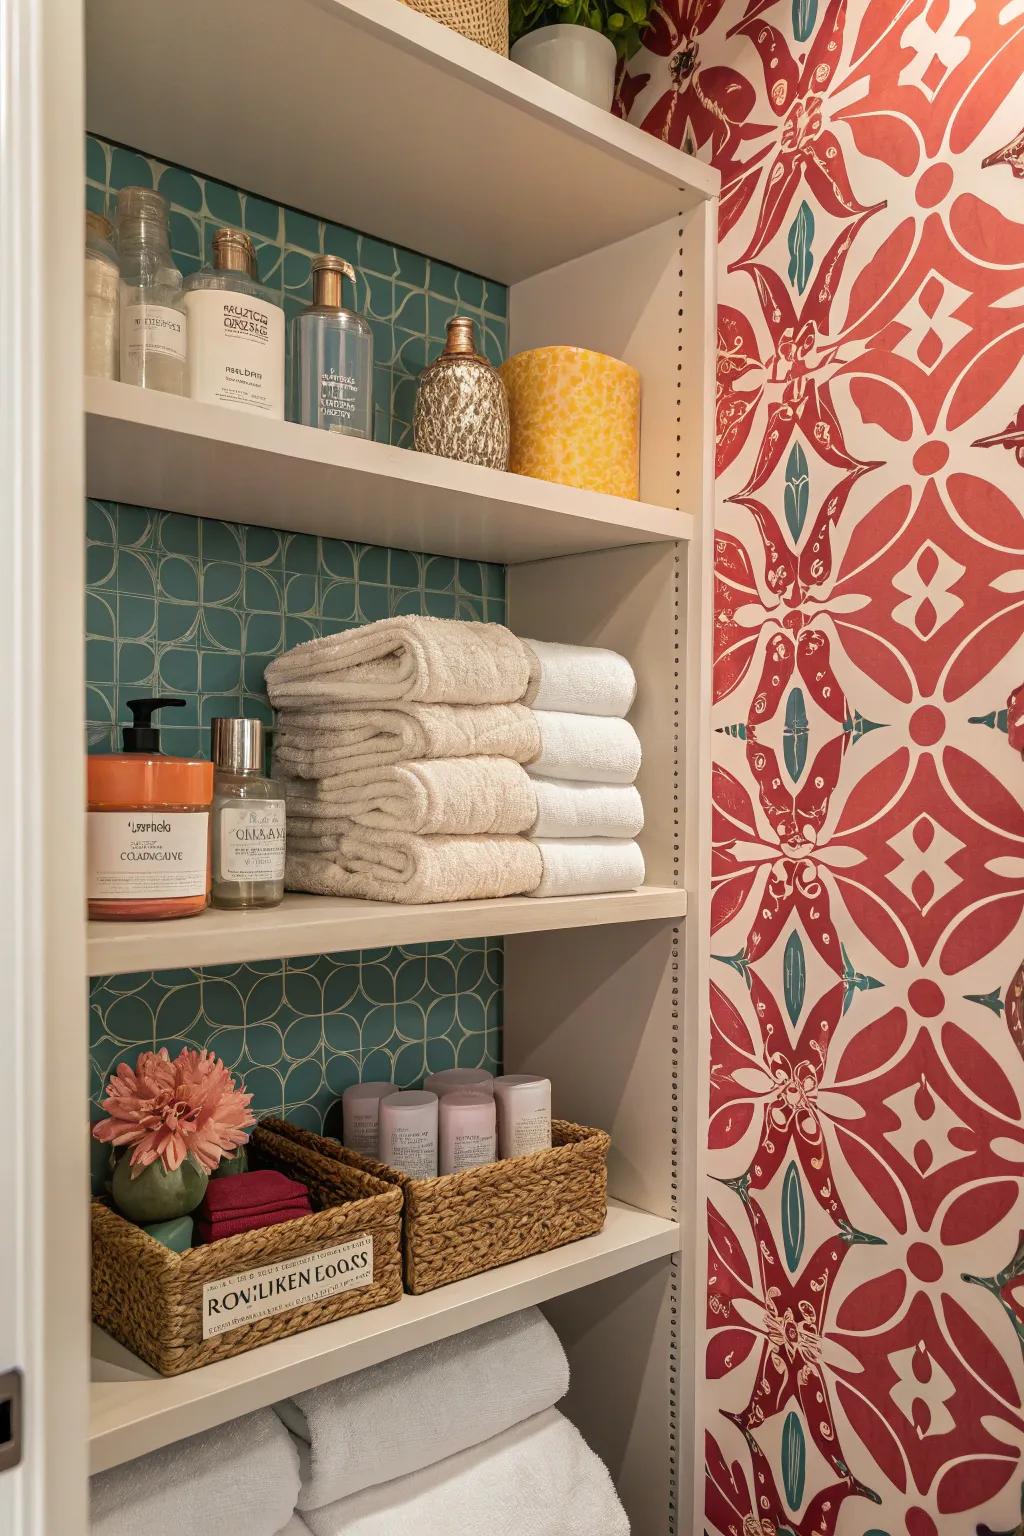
[
  {"left": 90, "top": 1311, "right": 630, "bottom": 1535},
  {"left": 263, "top": 615, "right": 644, "bottom": 904}
]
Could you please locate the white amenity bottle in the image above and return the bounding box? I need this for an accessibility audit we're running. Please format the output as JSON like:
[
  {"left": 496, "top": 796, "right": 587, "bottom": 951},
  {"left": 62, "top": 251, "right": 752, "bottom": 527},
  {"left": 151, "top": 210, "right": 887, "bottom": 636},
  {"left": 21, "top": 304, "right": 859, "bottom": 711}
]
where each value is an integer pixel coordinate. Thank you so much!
[{"left": 184, "top": 227, "right": 285, "bottom": 417}]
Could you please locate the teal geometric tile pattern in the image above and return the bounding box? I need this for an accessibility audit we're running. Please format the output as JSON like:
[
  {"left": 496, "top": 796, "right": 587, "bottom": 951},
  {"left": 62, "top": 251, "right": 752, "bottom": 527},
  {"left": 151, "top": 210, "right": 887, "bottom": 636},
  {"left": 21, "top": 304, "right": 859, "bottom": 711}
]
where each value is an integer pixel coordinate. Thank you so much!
[
  {"left": 86, "top": 145, "right": 509, "bottom": 1177},
  {"left": 86, "top": 135, "right": 508, "bottom": 447}
]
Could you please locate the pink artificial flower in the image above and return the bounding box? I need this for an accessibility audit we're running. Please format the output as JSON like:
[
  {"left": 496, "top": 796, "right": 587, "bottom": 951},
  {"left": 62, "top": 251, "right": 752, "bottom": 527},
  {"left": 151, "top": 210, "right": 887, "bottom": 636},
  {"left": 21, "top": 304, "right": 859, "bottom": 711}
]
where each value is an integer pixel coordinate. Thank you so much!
[{"left": 92, "top": 1047, "right": 255, "bottom": 1177}]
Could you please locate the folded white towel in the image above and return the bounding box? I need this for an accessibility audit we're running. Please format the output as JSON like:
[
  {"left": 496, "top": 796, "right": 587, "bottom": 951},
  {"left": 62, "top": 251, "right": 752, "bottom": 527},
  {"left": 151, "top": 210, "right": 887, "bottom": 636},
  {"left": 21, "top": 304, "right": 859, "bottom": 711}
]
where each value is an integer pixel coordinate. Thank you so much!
[
  {"left": 91, "top": 1408, "right": 300, "bottom": 1536},
  {"left": 274, "top": 702, "right": 540, "bottom": 779},
  {"left": 532, "top": 838, "right": 646, "bottom": 897},
  {"left": 282, "top": 758, "right": 537, "bottom": 836},
  {"left": 303, "top": 1409, "right": 628, "bottom": 1536},
  {"left": 265, "top": 617, "right": 530, "bottom": 708},
  {"left": 275, "top": 1309, "right": 568, "bottom": 1511},
  {"left": 531, "top": 776, "right": 644, "bottom": 839},
  {"left": 287, "top": 828, "right": 542, "bottom": 904},
  {"left": 530, "top": 711, "right": 641, "bottom": 785},
  {"left": 276, "top": 1519, "right": 313, "bottom": 1535},
  {"left": 524, "top": 638, "right": 636, "bottom": 718}
]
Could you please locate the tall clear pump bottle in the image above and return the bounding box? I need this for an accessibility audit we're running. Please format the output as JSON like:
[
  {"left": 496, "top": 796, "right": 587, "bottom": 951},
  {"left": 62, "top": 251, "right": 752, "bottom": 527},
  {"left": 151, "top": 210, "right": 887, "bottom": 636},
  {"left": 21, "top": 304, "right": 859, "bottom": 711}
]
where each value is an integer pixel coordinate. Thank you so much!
[
  {"left": 210, "top": 718, "right": 286, "bottom": 910},
  {"left": 115, "top": 186, "right": 187, "bottom": 394},
  {"left": 291, "top": 255, "right": 373, "bottom": 437}
]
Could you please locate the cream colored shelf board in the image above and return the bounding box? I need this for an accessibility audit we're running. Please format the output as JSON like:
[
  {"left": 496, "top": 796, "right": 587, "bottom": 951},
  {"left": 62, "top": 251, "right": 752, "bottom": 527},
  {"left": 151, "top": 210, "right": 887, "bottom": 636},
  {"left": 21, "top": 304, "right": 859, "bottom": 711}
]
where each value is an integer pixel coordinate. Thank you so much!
[
  {"left": 90, "top": 1200, "right": 679, "bottom": 1472},
  {"left": 88, "top": 885, "right": 687, "bottom": 976},
  {"left": 85, "top": 0, "right": 719, "bottom": 286},
  {"left": 86, "top": 381, "right": 693, "bottom": 563}
]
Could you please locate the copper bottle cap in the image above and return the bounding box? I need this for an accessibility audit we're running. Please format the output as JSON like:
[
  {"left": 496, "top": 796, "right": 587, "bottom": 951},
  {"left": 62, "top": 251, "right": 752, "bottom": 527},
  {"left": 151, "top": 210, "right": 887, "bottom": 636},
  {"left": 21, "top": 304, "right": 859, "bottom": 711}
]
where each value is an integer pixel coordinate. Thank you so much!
[
  {"left": 213, "top": 227, "right": 257, "bottom": 275},
  {"left": 85, "top": 209, "right": 114, "bottom": 241},
  {"left": 443, "top": 316, "right": 480, "bottom": 357},
  {"left": 311, "top": 253, "right": 355, "bottom": 310}
]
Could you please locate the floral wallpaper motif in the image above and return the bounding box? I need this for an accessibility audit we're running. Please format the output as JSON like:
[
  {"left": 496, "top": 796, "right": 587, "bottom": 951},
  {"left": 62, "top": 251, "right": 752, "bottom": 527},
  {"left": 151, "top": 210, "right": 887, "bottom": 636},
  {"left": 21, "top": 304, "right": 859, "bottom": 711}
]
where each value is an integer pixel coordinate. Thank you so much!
[{"left": 622, "top": 3, "right": 1024, "bottom": 1532}]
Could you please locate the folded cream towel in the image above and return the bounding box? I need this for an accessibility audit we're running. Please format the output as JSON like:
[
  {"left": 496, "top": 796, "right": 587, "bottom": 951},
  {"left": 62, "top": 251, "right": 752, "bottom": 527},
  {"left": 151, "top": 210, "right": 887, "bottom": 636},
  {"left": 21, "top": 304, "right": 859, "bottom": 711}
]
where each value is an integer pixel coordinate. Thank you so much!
[
  {"left": 274, "top": 702, "right": 540, "bottom": 779},
  {"left": 276, "top": 1520, "right": 313, "bottom": 1535},
  {"left": 275, "top": 1309, "right": 568, "bottom": 1511},
  {"left": 265, "top": 617, "right": 530, "bottom": 708},
  {"left": 282, "top": 758, "right": 537, "bottom": 836},
  {"left": 523, "top": 638, "right": 636, "bottom": 718},
  {"left": 531, "top": 838, "right": 646, "bottom": 897},
  {"left": 530, "top": 711, "right": 641, "bottom": 785},
  {"left": 531, "top": 776, "right": 644, "bottom": 839},
  {"left": 287, "top": 828, "right": 542, "bottom": 904},
  {"left": 90, "top": 1408, "right": 300, "bottom": 1536},
  {"left": 303, "top": 1409, "right": 629, "bottom": 1536}
]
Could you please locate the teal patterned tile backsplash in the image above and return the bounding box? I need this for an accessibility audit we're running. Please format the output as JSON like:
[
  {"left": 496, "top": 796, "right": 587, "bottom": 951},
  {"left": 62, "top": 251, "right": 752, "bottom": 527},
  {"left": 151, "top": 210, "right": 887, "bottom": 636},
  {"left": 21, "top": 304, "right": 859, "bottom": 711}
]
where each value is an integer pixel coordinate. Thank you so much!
[
  {"left": 86, "top": 143, "right": 508, "bottom": 1176},
  {"left": 86, "top": 134, "right": 508, "bottom": 446}
]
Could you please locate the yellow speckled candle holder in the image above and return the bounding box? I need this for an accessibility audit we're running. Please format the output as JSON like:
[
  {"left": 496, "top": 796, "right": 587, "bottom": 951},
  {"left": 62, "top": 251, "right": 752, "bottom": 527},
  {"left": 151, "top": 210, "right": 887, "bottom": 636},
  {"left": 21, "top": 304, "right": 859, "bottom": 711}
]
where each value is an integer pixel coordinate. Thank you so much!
[{"left": 499, "top": 345, "right": 641, "bottom": 500}]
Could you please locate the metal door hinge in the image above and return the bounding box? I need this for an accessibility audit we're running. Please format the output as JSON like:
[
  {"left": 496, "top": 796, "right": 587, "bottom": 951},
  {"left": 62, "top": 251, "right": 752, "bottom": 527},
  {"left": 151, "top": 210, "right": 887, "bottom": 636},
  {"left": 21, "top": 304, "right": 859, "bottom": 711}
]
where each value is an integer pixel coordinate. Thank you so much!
[{"left": 0, "top": 1369, "right": 23, "bottom": 1472}]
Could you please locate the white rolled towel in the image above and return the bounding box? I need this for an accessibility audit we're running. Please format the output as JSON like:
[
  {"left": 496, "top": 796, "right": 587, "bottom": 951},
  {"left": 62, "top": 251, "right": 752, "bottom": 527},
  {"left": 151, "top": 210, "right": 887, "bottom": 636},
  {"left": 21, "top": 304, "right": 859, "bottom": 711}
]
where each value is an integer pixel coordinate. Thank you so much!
[
  {"left": 282, "top": 758, "right": 537, "bottom": 836},
  {"left": 303, "top": 1409, "right": 629, "bottom": 1536},
  {"left": 274, "top": 701, "right": 540, "bottom": 779},
  {"left": 265, "top": 616, "right": 530, "bottom": 708},
  {"left": 530, "top": 711, "right": 641, "bottom": 785},
  {"left": 90, "top": 1408, "right": 300, "bottom": 1536},
  {"left": 275, "top": 1309, "right": 568, "bottom": 1511},
  {"left": 531, "top": 776, "right": 644, "bottom": 839},
  {"left": 286, "top": 827, "right": 542, "bottom": 904},
  {"left": 531, "top": 838, "right": 646, "bottom": 898},
  {"left": 524, "top": 638, "right": 636, "bottom": 718}
]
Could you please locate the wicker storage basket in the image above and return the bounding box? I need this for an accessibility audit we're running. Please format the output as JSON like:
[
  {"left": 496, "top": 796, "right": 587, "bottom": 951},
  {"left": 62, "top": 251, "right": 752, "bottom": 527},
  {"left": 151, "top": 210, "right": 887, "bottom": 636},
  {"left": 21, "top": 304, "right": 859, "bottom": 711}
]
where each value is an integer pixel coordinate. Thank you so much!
[
  {"left": 264, "top": 1116, "right": 610, "bottom": 1295},
  {"left": 91, "top": 1124, "right": 404, "bottom": 1375},
  {"left": 400, "top": 0, "right": 509, "bottom": 55}
]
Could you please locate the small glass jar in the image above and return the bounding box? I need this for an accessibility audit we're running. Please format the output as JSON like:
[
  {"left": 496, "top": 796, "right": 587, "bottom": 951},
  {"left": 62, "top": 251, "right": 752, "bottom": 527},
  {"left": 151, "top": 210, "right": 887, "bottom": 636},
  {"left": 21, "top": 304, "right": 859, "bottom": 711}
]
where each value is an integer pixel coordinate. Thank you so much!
[
  {"left": 85, "top": 209, "right": 119, "bottom": 380},
  {"left": 210, "top": 718, "right": 285, "bottom": 909}
]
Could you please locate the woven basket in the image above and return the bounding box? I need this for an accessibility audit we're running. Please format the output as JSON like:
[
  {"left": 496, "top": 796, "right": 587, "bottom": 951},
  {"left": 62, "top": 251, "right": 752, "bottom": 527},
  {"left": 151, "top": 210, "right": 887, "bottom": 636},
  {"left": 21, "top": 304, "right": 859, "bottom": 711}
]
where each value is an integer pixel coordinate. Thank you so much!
[
  {"left": 400, "top": 0, "right": 509, "bottom": 55},
  {"left": 264, "top": 1117, "right": 610, "bottom": 1295},
  {"left": 91, "top": 1125, "right": 404, "bottom": 1375}
]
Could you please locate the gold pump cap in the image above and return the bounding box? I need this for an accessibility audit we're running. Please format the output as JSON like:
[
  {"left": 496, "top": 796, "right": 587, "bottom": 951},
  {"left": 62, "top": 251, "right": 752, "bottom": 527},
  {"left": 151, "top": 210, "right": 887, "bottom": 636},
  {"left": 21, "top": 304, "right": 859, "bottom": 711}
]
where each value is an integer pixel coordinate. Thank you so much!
[
  {"left": 213, "top": 227, "right": 257, "bottom": 276},
  {"left": 443, "top": 316, "right": 480, "bottom": 358},
  {"left": 311, "top": 254, "right": 355, "bottom": 311}
]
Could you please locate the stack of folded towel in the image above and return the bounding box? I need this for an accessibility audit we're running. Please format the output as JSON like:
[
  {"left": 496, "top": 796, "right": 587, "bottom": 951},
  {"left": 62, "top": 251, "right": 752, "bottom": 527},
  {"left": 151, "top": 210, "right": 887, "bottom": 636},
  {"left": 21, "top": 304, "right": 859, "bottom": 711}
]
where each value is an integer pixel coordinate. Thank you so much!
[
  {"left": 264, "top": 615, "right": 643, "bottom": 904},
  {"left": 273, "top": 1308, "right": 629, "bottom": 1535}
]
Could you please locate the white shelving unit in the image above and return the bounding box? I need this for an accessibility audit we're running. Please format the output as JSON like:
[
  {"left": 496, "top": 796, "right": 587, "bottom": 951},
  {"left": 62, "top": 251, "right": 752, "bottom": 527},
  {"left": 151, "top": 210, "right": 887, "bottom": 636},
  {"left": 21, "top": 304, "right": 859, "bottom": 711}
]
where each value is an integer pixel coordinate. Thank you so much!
[{"left": 3, "top": 1, "right": 717, "bottom": 1531}]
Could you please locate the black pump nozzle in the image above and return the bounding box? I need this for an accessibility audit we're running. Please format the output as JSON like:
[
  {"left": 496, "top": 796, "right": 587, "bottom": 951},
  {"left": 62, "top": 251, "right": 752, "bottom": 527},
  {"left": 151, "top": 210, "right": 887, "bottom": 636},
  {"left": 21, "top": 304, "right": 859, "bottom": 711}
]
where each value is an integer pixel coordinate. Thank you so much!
[{"left": 123, "top": 697, "right": 187, "bottom": 754}]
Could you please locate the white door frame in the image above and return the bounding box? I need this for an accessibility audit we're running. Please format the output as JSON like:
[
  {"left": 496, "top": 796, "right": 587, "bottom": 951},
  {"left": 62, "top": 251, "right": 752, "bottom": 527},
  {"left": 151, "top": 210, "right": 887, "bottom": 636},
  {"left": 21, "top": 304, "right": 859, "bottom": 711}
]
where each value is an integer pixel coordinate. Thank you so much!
[{"left": 1, "top": 0, "right": 89, "bottom": 1529}]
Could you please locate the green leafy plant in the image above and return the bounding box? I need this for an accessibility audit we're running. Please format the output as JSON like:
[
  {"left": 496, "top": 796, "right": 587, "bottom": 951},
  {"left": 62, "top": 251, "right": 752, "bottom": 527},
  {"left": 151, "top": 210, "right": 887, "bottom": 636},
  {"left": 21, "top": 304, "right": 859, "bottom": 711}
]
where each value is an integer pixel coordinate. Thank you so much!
[{"left": 510, "top": 0, "right": 655, "bottom": 61}]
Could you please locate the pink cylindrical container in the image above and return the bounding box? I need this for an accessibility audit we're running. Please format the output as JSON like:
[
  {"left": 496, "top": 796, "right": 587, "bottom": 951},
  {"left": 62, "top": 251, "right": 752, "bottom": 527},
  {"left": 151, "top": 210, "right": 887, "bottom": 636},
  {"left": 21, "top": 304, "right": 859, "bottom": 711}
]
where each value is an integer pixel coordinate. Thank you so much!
[
  {"left": 439, "top": 1091, "right": 497, "bottom": 1176},
  {"left": 493, "top": 1074, "right": 552, "bottom": 1159},
  {"left": 378, "top": 1090, "right": 439, "bottom": 1179},
  {"left": 341, "top": 1082, "right": 395, "bottom": 1158},
  {"left": 424, "top": 1068, "right": 494, "bottom": 1098}
]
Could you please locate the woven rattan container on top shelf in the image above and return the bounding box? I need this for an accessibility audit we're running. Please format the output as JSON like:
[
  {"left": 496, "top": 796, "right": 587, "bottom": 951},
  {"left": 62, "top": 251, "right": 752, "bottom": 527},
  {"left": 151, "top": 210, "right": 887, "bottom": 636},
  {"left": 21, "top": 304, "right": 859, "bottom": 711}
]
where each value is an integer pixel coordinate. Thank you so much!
[
  {"left": 91, "top": 1124, "right": 404, "bottom": 1376},
  {"left": 400, "top": 0, "right": 508, "bottom": 54},
  {"left": 263, "top": 1116, "right": 610, "bottom": 1294}
]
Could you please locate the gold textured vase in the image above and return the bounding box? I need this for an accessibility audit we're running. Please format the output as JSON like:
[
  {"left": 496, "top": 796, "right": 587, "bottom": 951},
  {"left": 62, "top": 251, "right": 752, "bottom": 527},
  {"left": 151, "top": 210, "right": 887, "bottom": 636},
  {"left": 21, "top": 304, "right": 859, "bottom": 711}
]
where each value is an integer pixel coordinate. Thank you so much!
[
  {"left": 413, "top": 316, "right": 510, "bottom": 471},
  {"left": 500, "top": 345, "right": 641, "bottom": 499}
]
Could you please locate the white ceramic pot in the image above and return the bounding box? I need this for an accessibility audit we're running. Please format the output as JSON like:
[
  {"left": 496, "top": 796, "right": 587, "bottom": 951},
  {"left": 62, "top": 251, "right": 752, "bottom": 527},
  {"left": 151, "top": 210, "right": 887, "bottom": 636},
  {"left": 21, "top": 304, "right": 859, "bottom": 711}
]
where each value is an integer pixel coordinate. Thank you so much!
[{"left": 510, "top": 23, "right": 617, "bottom": 111}]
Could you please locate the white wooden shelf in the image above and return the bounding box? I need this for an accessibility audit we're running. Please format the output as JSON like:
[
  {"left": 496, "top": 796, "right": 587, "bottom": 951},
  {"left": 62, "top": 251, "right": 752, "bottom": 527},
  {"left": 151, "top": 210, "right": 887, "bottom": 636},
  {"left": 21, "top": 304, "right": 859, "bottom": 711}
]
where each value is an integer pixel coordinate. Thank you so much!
[
  {"left": 90, "top": 1199, "right": 679, "bottom": 1472},
  {"left": 88, "top": 885, "right": 687, "bottom": 976},
  {"left": 85, "top": 0, "right": 718, "bottom": 285},
  {"left": 86, "top": 380, "right": 692, "bottom": 563}
]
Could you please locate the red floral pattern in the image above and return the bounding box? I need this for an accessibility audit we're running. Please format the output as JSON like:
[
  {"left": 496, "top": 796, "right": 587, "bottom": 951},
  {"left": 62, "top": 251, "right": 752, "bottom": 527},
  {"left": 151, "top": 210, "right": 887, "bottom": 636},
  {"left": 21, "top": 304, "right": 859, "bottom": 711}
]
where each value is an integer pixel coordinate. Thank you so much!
[{"left": 623, "top": 2, "right": 1024, "bottom": 1529}]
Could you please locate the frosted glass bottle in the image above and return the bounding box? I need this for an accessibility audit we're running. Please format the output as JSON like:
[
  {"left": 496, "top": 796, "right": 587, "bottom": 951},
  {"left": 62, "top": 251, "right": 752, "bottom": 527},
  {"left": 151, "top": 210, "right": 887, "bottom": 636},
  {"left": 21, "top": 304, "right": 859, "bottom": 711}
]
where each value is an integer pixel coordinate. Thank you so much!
[
  {"left": 184, "top": 228, "right": 285, "bottom": 417},
  {"left": 291, "top": 255, "right": 373, "bottom": 438},
  {"left": 210, "top": 718, "right": 285, "bottom": 910},
  {"left": 116, "top": 186, "right": 187, "bottom": 394},
  {"left": 85, "top": 209, "right": 119, "bottom": 380}
]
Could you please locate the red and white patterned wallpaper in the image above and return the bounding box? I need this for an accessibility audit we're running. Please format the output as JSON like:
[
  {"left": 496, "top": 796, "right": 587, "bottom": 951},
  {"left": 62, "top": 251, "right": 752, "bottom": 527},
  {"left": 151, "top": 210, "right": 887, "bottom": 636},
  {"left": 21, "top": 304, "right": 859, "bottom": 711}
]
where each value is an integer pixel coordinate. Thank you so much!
[{"left": 622, "top": 2, "right": 1024, "bottom": 1531}]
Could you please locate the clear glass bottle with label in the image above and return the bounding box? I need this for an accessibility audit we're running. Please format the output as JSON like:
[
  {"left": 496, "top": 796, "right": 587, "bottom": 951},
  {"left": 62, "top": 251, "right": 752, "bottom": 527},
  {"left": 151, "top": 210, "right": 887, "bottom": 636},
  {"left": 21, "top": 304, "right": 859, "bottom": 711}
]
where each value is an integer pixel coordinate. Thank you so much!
[
  {"left": 290, "top": 255, "right": 373, "bottom": 438},
  {"left": 185, "top": 228, "right": 285, "bottom": 418},
  {"left": 210, "top": 718, "right": 285, "bottom": 909},
  {"left": 115, "top": 186, "right": 187, "bottom": 394}
]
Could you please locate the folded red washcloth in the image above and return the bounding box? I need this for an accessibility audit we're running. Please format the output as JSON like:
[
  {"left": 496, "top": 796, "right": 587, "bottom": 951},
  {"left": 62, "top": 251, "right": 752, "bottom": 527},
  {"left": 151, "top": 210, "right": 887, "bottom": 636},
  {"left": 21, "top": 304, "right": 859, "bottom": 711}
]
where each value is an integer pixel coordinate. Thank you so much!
[
  {"left": 193, "top": 1170, "right": 313, "bottom": 1245},
  {"left": 194, "top": 1202, "right": 310, "bottom": 1244}
]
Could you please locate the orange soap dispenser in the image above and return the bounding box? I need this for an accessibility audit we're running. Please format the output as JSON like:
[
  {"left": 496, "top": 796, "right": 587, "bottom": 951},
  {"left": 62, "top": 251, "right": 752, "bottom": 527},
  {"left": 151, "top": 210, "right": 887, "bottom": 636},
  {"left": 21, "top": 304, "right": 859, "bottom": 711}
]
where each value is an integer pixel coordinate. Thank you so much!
[{"left": 86, "top": 697, "right": 214, "bottom": 921}]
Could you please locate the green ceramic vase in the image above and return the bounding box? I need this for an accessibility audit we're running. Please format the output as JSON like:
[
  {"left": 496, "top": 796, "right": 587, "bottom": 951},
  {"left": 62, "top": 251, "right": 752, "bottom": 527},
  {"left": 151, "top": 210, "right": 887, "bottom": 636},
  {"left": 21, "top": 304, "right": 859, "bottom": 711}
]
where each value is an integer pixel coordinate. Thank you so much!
[
  {"left": 111, "top": 1155, "right": 208, "bottom": 1223},
  {"left": 211, "top": 1146, "right": 248, "bottom": 1178}
]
